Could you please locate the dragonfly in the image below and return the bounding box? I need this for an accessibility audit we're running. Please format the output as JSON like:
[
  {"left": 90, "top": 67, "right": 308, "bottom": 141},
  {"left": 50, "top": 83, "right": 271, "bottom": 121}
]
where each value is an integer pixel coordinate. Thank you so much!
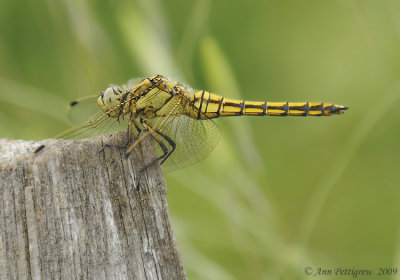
[{"left": 54, "top": 74, "right": 348, "bottom": 172}]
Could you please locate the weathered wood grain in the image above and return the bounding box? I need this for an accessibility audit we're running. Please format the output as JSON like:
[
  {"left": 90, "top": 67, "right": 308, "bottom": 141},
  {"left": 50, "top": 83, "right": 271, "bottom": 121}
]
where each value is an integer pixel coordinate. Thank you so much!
[{"left": 0, "top": 132, "right": 186, "bottom": 280}]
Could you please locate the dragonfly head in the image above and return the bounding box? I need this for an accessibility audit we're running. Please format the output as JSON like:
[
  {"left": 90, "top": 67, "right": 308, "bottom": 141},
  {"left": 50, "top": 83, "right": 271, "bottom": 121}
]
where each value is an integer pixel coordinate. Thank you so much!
[{"left": 98, "top": 86, "right": 123, "bottom": 117}]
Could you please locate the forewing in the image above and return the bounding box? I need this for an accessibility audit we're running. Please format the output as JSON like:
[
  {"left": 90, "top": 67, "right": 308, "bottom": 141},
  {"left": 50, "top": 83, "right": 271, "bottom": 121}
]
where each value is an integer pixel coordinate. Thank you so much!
[
  {"left": 56, "top": 107, "right": 130, "bottom": 139},
  {"left": 67, "top": 95, "right": 100, "bottom": 125}
]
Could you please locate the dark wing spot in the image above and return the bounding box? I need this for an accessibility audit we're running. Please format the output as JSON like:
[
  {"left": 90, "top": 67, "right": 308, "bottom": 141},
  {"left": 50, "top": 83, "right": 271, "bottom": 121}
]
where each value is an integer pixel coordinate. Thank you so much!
[{"left": 70, "top": 101, "right": 78, "bottom": 107}]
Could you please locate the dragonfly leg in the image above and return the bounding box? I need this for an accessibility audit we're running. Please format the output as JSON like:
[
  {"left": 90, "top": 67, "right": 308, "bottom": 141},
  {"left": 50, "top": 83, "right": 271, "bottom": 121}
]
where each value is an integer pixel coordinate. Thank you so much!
[
  {"left": 141, "top": 120, "right": 176, "bottom": 167},
  {"left": 155, "top": 129, "right": 176, "bottom": 165},
  {"left": 124, "top": 120, "right": 176, "bottom": 179},
  {"left": 132, "top": 117, "right": 143, "bottom": 133},
  {"left": 126, "top": 127, "right": 169, "bottom": 188},
  {"left": 139, "top": 131, "right": 169, "bottom": 171},
  {"left": 99, "top": 121, "right": 133, "bottom": 152},
  {"left": 134, "top": 131, "right": 169, "bottom": 174}
]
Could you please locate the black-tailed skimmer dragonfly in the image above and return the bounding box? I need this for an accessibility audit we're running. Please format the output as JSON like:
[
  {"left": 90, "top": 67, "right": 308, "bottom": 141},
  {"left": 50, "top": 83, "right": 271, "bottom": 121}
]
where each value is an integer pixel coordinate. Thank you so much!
[{"left": 50, "top": 75, "right": 348, "bottom": 171}]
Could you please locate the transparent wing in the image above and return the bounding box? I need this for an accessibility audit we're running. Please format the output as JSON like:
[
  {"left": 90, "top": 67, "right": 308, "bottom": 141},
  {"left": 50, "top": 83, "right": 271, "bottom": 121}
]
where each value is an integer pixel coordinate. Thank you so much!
[
  {"left": 147, "top": 96, "right": 221, "bottom": 172},
  {"left": 56, "top": 105, "right": 130, "bottom": 140},
  {"left": 67, "top": 95, "right": 100, "bottom": 125},
  {"left": 153, "top": 115, "right": 220, "bottom": 172},
  {"left": 57, "top": 91, "right": 220, "bottom": 171}
]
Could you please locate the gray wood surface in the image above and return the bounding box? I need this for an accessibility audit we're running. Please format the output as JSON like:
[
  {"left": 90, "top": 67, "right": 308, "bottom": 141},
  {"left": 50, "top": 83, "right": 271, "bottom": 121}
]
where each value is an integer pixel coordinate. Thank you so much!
[{"left": 0, "top": 132, "right": 187, "bottom": 280}]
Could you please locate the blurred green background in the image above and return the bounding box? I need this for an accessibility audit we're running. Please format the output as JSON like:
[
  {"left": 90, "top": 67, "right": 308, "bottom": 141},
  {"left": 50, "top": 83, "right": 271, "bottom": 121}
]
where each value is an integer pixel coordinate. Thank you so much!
[{"left": 1, "top": 0, "right": 400, "bottom": 279}]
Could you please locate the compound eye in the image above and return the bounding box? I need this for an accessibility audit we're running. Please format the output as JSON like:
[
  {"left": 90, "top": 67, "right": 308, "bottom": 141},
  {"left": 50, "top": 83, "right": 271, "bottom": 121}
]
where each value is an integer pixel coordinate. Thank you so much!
[
  {"left": 98, "top": 86, "right": 122, "bottom": 113},
  {"left": 103, "top": 87, "right": 115, "bottom": 105},
  {"left": 97, "top": 91, "right": 105, "bottom": 107}
]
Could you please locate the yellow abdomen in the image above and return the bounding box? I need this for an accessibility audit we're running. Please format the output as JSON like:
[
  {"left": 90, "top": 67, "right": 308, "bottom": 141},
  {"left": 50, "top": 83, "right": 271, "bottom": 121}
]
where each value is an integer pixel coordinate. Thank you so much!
[{"left": 190, "top": 91, "right": 348, "bottom": 119}]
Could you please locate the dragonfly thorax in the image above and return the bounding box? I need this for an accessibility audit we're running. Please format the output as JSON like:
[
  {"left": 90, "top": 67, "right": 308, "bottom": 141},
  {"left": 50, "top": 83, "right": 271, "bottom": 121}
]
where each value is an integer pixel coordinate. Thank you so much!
[{"left": 97, "top": 86, "right": 124, "bottom": 117}]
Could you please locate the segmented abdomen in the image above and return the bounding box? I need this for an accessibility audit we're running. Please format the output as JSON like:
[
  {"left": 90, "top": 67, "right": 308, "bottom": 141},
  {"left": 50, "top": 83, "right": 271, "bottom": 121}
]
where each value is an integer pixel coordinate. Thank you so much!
[{"left": 191, "top": 91, "right": 348, "bottom": 119}]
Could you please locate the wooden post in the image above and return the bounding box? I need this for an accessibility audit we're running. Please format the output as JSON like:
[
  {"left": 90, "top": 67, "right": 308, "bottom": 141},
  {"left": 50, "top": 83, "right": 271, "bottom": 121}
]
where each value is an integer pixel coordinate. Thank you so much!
[{"left": 0, "top": 132, "right": 187, "bottom": 280}]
